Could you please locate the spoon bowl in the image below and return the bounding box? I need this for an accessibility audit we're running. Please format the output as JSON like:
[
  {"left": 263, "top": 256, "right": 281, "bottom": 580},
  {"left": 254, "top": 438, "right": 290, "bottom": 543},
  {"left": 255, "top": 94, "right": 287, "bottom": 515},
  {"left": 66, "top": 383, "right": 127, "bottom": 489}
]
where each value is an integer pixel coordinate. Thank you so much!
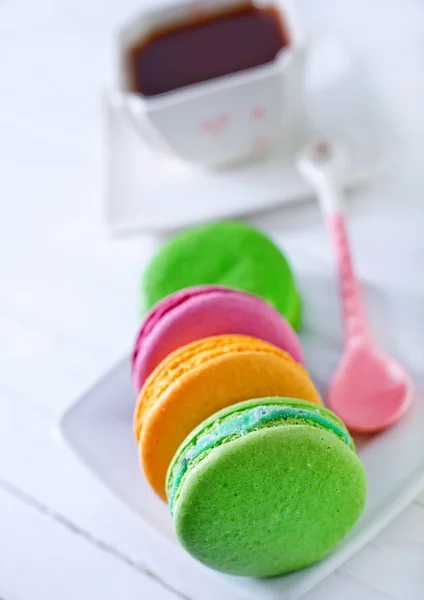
[{"left": 327, "top": 341, "right": 413, "bottom": 433}]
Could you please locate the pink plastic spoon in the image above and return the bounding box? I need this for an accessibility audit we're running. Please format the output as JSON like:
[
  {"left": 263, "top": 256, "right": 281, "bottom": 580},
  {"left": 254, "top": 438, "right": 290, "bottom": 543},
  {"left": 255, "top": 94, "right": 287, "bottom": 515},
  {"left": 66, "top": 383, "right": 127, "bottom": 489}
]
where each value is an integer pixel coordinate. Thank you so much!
[{"left": 298, "top": 141, "right": 413, "bottom": 433}]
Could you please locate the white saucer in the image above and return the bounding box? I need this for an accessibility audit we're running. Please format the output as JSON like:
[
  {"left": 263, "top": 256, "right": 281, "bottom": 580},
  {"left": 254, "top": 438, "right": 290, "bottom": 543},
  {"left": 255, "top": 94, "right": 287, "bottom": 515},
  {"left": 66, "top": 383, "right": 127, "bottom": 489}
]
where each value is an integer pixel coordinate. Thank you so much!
[{"left": 106, "top": 38, "right": 392, "bottom": 235}]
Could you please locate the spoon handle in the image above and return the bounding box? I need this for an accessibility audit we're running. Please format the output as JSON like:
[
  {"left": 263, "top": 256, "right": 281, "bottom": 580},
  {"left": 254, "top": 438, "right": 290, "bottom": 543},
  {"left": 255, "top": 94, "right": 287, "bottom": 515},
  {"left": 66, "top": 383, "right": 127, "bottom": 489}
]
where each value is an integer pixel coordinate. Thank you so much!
[
  {"left": 329, "top": 211, "right": 370, "bottom": 347},
  {"left": 317, "top": 177, "right": 370, "bottom": 347}
]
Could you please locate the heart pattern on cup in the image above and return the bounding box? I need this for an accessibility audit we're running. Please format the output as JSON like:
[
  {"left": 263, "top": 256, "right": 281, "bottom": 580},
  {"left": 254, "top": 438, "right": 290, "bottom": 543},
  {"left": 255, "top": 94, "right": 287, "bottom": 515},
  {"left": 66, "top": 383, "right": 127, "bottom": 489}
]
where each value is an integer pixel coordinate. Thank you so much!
[
  {"left": 201, "top": 114, "right": 230, "bottom": 134},
  {"left": 252, "top": 136, "right": 268, "bottom": 150},
  {"left": 250, "top": 105, "right": 267, "bottom": 120}
]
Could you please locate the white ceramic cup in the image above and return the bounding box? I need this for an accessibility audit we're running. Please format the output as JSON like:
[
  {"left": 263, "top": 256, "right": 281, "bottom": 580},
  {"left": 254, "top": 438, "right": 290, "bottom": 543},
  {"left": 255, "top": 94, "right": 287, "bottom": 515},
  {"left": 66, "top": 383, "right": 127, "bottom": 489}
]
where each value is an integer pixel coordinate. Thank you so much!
[{"left": 117, "top": 0, "right": 306, "bottom": 168}]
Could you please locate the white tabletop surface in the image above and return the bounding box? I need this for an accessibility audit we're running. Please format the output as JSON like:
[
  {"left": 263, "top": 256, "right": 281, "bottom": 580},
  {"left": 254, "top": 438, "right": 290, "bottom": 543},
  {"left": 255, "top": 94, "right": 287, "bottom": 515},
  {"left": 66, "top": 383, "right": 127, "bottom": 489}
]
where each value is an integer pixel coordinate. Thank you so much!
[{"left": 1, "top": 0, "right": 424, "bottom": 598}]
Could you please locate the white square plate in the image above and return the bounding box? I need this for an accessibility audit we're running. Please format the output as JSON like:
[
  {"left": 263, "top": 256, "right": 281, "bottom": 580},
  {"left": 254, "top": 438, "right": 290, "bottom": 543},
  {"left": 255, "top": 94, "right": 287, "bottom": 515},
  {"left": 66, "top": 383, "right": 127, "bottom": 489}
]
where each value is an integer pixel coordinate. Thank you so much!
[{"left": 57, "top": 272, "right": 424, "bottom": 600}]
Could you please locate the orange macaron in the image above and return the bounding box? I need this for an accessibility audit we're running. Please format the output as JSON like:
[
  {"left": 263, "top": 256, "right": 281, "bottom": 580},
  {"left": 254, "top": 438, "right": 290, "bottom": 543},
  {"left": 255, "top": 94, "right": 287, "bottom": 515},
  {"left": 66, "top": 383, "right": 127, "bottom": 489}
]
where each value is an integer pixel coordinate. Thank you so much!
[{"left": 134, "top": 334, "right": 322, "bottom": 500}]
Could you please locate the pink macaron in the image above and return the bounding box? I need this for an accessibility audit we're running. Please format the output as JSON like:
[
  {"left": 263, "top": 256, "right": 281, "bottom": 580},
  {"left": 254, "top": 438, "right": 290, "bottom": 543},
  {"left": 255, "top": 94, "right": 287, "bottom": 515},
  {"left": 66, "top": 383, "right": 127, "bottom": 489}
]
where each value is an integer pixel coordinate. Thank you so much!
[{"left": 132, "top": 285, "right": 304, "bottom": 392}]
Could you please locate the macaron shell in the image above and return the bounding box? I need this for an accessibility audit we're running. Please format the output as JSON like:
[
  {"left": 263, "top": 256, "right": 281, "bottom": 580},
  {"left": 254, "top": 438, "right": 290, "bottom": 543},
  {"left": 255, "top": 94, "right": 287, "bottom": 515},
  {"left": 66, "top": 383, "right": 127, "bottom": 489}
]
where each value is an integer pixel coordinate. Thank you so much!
[
  {"left": 132, "top": 286, "right": 224, "bottom": 370},
  {"left": 135, "top": 336, "right": 322, "bottom": 499},
  {"left": 290, "top": 287, "right": 302, "bottom": 331},
  {"left": 167, "top": 396, "right": 355, "bottom": 498},
  {"left": 141, "top": 221, "right": 301, "bottom": 329},
  {"left": 173, "top": 425, "right": 366, "bottom": 577},
  {"left": 132, "top": 285, "right": 304, "bottom": 391},
  {"left": 134, "top": 335, "right": 296, "bottom": 440}
]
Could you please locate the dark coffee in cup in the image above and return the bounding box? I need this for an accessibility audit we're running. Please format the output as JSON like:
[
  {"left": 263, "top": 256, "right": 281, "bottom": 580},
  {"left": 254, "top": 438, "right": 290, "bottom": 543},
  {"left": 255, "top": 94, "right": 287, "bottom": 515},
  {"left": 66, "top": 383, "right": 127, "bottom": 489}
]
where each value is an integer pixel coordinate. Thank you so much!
[{"left": 126, "top": 2, "right": 290, "bottom": 97}]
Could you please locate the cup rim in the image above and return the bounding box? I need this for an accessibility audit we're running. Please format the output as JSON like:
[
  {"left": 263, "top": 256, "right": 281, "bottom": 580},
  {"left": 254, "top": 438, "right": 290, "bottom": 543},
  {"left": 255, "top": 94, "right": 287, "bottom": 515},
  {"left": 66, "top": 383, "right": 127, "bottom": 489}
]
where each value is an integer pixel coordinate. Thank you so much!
[{"left": 117, "top": 0, "right": 305, "bottom": 105}]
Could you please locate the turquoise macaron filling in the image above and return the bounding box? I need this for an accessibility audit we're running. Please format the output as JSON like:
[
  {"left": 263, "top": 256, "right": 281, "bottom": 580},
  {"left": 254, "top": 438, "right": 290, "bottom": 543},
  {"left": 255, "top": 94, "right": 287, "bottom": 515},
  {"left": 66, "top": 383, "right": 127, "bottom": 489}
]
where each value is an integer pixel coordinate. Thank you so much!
[{"left": 167, "top": 401, "right": 353, "bottom": 514}]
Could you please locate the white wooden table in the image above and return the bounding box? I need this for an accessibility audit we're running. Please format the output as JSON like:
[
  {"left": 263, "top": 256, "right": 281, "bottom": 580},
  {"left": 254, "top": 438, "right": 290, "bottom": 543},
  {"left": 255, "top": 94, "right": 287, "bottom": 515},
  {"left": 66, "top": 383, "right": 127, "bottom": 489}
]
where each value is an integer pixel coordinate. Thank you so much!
[{"left": 1, "top": 0, "right": 424, "bottom": 598}]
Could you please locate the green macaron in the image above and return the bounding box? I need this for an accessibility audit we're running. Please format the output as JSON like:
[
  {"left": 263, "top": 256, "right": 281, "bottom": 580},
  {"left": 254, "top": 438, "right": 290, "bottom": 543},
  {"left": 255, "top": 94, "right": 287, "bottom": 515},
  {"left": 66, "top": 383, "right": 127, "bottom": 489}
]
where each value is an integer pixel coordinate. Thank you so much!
[
  {"left": 141, "top": 221, "right": 301, "bottom": 330},
  {"left": 166, "top": 398, "right": 366, "bottom": 578}
]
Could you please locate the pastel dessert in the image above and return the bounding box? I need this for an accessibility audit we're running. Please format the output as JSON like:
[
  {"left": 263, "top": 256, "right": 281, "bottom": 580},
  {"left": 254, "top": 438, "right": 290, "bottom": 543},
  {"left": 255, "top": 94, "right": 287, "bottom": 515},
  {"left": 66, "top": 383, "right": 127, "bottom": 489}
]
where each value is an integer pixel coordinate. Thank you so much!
[
  {"left": 132, "top": 285, "right": 304, "bottom": 392},
  {"left": 167, "top": 398, "right": 367, "bottom": 577},
  {"left": 134, "top": 335, "right": 322, "bottom": 499},
  {"left": 141, "top": 221, "right": 302, "bottom": 330}
]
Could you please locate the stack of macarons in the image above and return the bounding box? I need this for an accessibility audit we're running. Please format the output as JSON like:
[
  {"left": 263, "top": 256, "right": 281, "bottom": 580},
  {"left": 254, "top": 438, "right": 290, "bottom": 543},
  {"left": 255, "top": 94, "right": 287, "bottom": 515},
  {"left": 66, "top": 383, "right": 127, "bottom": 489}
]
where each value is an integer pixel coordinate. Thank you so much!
[{"left": 132, "top": 221, "right": 366, "bottom": 578}]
